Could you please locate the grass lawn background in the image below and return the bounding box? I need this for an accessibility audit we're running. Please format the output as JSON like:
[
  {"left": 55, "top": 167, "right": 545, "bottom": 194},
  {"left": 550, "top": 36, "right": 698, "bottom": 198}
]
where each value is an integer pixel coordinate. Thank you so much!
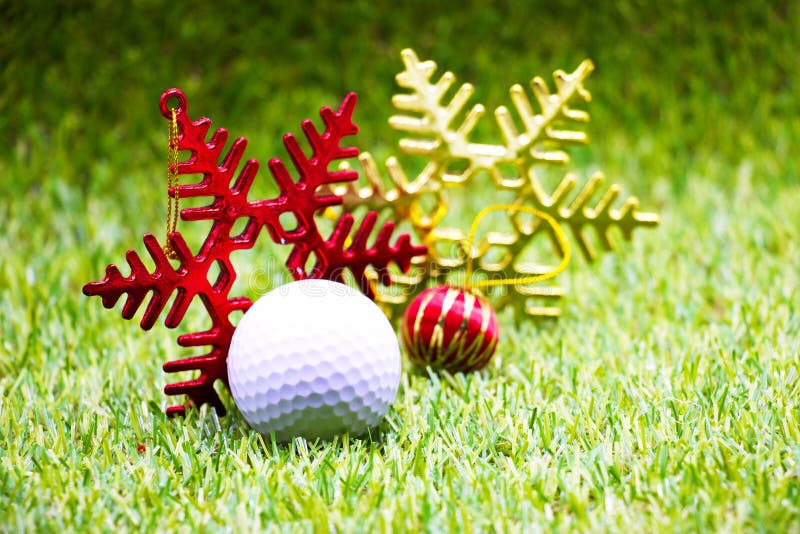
[{"left": 2, "top": 1, "right": 799, "bottom": 530}]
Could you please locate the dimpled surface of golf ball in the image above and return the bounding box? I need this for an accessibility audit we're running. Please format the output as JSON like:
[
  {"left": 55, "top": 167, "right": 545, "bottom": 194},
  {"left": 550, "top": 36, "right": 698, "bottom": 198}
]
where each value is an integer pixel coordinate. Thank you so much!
[{"left": 227, "top": 279, "right": 401, "bottom": 441}]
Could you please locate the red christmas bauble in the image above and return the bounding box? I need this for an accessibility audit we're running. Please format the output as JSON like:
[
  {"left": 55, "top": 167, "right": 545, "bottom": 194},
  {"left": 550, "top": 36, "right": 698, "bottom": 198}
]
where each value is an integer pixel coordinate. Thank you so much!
[{"left": 401, "top": 285, "right": 499, "bottom": 373}]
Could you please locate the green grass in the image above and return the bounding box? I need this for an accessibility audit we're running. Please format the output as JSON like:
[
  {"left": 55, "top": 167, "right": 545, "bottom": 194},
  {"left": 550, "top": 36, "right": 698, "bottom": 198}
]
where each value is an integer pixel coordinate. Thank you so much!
[{"left": 2, "top": 1, "right": 799, "bottom": 531}]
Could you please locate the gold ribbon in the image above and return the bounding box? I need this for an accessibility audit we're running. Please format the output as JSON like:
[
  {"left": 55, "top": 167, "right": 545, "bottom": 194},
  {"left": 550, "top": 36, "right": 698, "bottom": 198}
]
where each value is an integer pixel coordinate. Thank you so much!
[
  {"left": 464, "top": 204, "right": 570, "bottom": 290},
  {"left": 163, "top": 108, "right": 180, "bottom": 259}
]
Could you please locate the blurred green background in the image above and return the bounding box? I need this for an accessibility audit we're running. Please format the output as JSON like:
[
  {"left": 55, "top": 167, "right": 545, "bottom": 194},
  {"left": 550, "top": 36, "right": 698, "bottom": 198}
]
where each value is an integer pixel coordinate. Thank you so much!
[{"left": 3, "top": 0, "right": 797, "bottom": 194}]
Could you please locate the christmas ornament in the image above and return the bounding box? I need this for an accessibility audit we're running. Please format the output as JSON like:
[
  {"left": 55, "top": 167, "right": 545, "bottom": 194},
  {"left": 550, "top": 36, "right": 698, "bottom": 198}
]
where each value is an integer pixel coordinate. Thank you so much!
[
  {"left": 401, "top": 205, "right": 570, "bottom": 373},
  {"left": 83, "top": 89, "right": 426, "bottom": 416},
  {"left": 401, "top": 285, "right": 498, "bottom": 373},
  {"left": 328, "top": 49, "right": 659, "bottom": 320},
  {"left": 227, "top": 279, "right": 401, "bottom": 441}
]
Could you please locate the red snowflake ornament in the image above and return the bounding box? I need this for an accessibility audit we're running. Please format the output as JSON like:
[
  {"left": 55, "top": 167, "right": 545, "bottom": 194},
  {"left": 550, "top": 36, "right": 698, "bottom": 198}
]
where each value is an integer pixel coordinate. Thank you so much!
[{"left": 83, "top": 88, "right": 427, "bottom": 417}]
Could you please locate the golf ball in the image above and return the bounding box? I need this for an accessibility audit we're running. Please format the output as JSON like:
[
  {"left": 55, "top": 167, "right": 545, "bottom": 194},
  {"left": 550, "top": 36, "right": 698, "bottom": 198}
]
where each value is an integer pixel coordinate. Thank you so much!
[{"left": 227, "top": 279, "right": 401, "bottom": 441}]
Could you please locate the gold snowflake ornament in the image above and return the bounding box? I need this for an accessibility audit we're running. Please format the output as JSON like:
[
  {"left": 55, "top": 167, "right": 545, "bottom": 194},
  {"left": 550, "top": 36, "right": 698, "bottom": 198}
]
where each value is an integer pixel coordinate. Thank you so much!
[{"left": 332, "top": 49, "right": 659, "bottom": 321}]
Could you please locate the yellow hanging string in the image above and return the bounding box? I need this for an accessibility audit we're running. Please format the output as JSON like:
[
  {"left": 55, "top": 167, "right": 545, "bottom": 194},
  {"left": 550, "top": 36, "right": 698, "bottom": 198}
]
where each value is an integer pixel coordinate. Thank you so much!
[
  {"left": 464, "top": 204, "right": 571, "bottom": 290},
  {"left": 163, "top": 108, "right": 180, "bottom": 259}
]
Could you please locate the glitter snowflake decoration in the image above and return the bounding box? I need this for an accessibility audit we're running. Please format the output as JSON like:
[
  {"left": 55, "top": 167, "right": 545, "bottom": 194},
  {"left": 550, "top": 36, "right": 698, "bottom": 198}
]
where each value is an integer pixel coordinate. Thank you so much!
[
  {"left": 83, "top": 89, "right": 426, "bottom": 416},
  {"left": 330, "top": 49, "right": 659, "bottom": 320}
]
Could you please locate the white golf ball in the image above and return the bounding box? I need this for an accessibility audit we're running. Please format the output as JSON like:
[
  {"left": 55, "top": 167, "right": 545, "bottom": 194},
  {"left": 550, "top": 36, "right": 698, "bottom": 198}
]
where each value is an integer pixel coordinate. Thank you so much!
[{"left": 227, "top": 279, "right": 401, "bottom": 441}]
